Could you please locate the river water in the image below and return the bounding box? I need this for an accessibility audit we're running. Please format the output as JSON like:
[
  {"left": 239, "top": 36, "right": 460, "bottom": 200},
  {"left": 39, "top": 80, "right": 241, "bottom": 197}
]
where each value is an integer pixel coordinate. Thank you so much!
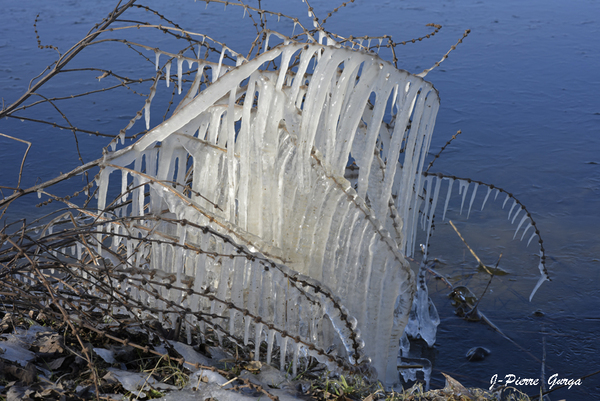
[{"left": 1, "top": 1, "right": 598, "bottom": 399}]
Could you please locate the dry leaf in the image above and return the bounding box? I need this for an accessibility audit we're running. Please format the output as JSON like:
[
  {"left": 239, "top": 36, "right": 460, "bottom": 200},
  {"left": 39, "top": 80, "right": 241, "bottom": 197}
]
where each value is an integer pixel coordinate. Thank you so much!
[
  {"left": 441, "top": 372, "right": 475, "bottom": 400},
  {"left": 244, "top": 360, "right": 262, "bottom": 372}
]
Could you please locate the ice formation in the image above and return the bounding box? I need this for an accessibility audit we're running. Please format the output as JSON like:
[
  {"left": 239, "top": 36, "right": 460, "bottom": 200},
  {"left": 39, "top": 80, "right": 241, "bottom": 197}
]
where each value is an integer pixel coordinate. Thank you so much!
[
  {"left": 83, "top": 39, "right": 440, "bottom": 387},
  {"left": 35, "top": 20, "right": 548, "bottom": 387},
  {"left": 418, "top": 174, "right": 550, "bottom": 302},
  {"left": 0, "top": 5, "right": 552, "bottom": 392}
]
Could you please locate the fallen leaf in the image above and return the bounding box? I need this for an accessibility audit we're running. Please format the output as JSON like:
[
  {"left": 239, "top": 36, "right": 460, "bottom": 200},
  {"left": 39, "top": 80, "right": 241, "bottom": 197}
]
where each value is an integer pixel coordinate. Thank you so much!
[
  {"left": 4, "top": 362, "right": 37, "bottom": 385},
  {"left": 46, "top": 356, "right": 67, "bottom": 370},
  {"left": 441, "top": 372, "right": 475, "bottom": 400},
  {"left": 244, "top": 360, "right": 262, "bottom": 372},
  {"left": 33, "top": 333, "right": 64, "bottom": 355}
]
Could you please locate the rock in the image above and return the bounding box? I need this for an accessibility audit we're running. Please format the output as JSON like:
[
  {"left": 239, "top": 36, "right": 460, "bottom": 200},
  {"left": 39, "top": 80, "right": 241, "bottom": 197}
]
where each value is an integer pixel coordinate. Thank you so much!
[{"left": 466, "top": 346, "right": 491, "bottom": 362}]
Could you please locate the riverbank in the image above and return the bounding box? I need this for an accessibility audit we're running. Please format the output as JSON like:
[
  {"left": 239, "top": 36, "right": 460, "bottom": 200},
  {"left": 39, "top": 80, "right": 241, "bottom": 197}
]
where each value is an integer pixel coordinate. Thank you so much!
[{"left": 0, "top": 312, "right": 531, "bottom": 401}]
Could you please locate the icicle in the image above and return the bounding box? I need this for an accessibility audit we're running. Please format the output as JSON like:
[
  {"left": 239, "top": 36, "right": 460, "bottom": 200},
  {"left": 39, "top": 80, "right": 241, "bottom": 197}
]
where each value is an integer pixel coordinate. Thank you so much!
[
  {"left": 318, "top": 29, "right": 326, "bottom": 45},
  {"left": 213, "top": 46, "right": 226, "bottom": 82},
  {"left": 120, "top": 170, "right": 128, "bottom": 203},
  {"left": 292, "top": 21, "right": 297, "bottom": 37},
  {"left": 513, "top": 215, "right": 528, "bottom": 239},
  {"left": 507, "top": 200, "right": 518, "bottom": 220},
  {"left": 520, "top": 222, "right": 533, "bottom": 241},
  {"left": 502, "top": 194, "right": 510, "bottom": 209},
  {"left": 254, "top": 324, "right": 263, "bottom": 360},
  {"left": 143, "top": 72, "right": 158, "bottom": 131},
  {"left": 144, "top": 101, "right": 151, "bottom": 130},
  {"left": 529, "top": 259, "right": 548, "bottom": 301},
  {"left": 421, "top": 176, "right": 434, "bottom": 229},
  {"left": 226, "top": 88, "right": 237, "bottom": 221},
  {"left": 266, "top": 329, "right": 276, "bottom": 364},
  {"left": 154, "top": 50, "right": 160, "bottom": 71},
  {"left": 466, "top": 183, "right": 479, "bottom": 218},
  {"left": 165, "top": 60, "right": 172, "bottom": 87},
  {"left": 481, "top": 186, "right": 493, "bottom": 211},
  {"left": 177, "top": 56, "right": 184, "bottom": 94},
  {"left": 425, "top": 176, "right": 443, "bottom": 250},
  {"left": 279, "top": 336, "right": 288, "bottom": 371},
  {"left": 458, "top": 180, "right": 470, "bottom": 215},
  {"left": 391, "top": 84, "right": 399, "bottom": 112},
  {"left": 264, "top": 32, "right": 271, "bottom": 53},
  {"left": 511, "top": 206, "right": 522, "bottom": 224},
  {"left": 442, "top": 178, "right": 454, "bottom": 221},
  {"left": 527, "top": 231, "right": 537, "bottom": 247},
  {"left": 242, "top": 7, "right": 246, "bottom": 18}
]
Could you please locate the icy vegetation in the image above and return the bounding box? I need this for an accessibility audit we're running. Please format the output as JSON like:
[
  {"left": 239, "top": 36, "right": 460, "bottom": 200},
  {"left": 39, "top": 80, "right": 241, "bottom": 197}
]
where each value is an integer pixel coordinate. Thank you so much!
[
  {"left": 91, "top": 36, "right": 440, "bottom": 385},
  {"left": 0, "top": 0, "right": 550, "bottom": 391}
]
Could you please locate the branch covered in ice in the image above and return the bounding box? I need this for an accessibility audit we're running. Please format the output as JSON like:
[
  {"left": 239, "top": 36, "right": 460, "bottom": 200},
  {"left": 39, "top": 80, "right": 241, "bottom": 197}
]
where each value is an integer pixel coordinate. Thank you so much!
[{"left": 420, "top": 172, "right": 550, "bottom": 300}]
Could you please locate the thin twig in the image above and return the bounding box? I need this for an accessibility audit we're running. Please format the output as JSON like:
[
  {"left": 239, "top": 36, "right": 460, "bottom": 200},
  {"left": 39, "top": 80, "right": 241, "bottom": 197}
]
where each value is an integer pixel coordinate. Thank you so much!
[
  {"left": 0, "top": 0, "right": 138, "bottom": 119},
  {"left": 417, "top": 29, "right": 471, "bottom": 78},
  {"left": 425, "top": 130, "right": 462, "bottom": 173},
  {"left": 0, "top": 134, "right": 32, "bottom": 191},
  {"left": 448, "top": 220, "right": 493, "bottom": 275}
]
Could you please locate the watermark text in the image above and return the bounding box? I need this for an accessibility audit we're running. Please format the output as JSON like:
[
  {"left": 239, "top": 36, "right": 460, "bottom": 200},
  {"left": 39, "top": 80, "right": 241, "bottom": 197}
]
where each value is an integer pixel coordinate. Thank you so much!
[{"left": 489, "top": 373, "right": 581, "bottom": 391}]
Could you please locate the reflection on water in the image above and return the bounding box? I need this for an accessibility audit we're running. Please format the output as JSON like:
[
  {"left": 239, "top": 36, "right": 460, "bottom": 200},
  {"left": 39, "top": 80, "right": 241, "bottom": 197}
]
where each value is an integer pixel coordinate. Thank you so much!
[{"left": 1, "top": 0, "right": 598, "bottom": 398}]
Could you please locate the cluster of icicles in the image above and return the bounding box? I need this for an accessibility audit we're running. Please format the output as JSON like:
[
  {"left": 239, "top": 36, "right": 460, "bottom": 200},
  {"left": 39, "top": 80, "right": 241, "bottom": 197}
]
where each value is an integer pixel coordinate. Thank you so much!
[{"left": 66, "top": 31, "right": 547, "bottom": 388}]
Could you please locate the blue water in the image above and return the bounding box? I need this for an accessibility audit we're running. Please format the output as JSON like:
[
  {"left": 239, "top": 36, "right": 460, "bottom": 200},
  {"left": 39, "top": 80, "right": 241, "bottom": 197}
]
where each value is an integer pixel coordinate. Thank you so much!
[{"left": 1, "top": 1, "right": 598, "bottom": 398}]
